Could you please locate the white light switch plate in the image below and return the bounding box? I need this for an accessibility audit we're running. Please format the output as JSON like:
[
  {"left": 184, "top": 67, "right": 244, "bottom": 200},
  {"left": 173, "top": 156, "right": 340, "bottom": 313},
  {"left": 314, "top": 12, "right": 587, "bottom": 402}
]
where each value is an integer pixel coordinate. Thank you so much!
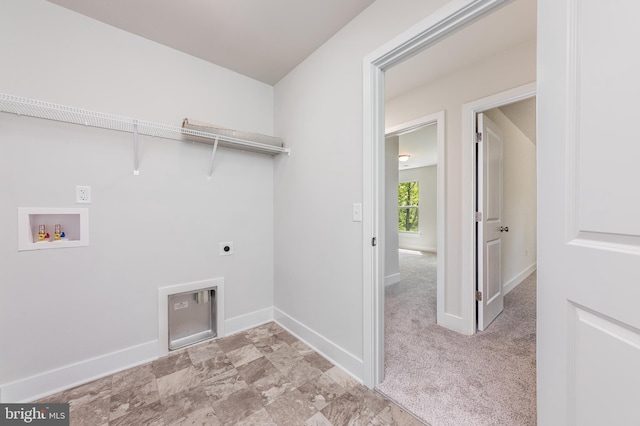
[{"left": 352, "top": 203, "right": 362, "bottom": 222}]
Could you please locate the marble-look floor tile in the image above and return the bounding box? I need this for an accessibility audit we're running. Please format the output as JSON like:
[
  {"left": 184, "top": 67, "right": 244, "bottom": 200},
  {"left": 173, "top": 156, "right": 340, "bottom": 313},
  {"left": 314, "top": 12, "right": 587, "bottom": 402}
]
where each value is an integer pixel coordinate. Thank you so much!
[
  {"left": 216, "top": 333, "right": 253, "bottom": 353},
  {"left": 251, "top": 334, "right": 292, "bottom": 354},
  {"left": 110, "top": 380, "right": 160, "bottom": 421},
  {"left": 226, "top": 344, "right": 263, "bottom": 368},
  {"left": 211, "top": 387, "right": 264, "bottom": 424},
  {"left": 157, "top": 366, "right": 201, "bottom": 399},
  {"left": 274, "top": 331, "right": 299, "bottom": 345},
  {"left": 303, "top": 352, "right": 334, "bottom": 373},
  {"left": 237, "top": 356, "right": 280, "bottom": 385},
  {"left": 348, "top": 385, "right": 389, "bottom": 416},
  {"left": 321, "top": 366, "right": 357, "bottom": 389},
  {"left": 160, "top": 387, "right": 213, "bottom": 424},
  {"left": 69, "top": 395, "right": 111, "bottom": 426},
  {"left": 29, "top": 322, "right": 423, "bottom": 426},
  {"left": 63, "top": 376, "right": 112, "bottom": 408},
  {"left": 253, "top": 372, "right": 296, "bottom": 406},
  {"left": 202, "top": 368, "right": 248, "bottom": 402},
  {"left": 245, "top": 322, "right": 284, "bottom": 340},
  {"left": 111, "top": 362, "right": 156, "bottom": 395},
  {"left": 234, "top": 408, "right": 277, "bottom": 426},
  {"left": 304, "top": 412, "right": 334, "bottom": 426},
  {"left": 265, "top": 346, "right": 304, "bottom": 376},
  {"left": 284, "top": 359, "right": 323, "bottom": 388},
  {"left": 109, "top": 401, "right": 165, "bottom": 426},
  {"left": 370, "top": 403, "right": 427, "bottom": 426},
  {"left": 153, "top": 351, "right": 192, "bottom": 379},
  {"left": 265, "top": 388, "right": 318, "bottom": 426},
  {"left": 187, "top": 339, "right": 222, "bottom": 365},
  {"left": 290, "top": 341, "right": 315, "bottom": 356},
  {"left": 168, "top": 406, "right": 219, "bottom": 426},
  {"left": 320, "top": 390, "right": 378, "bottom": 426},
  {"left": 192, "top": 351, "right": 234, "bottom": 380},
  {"left": 297, "top": 373, "right": 348, "bottom": 410}
]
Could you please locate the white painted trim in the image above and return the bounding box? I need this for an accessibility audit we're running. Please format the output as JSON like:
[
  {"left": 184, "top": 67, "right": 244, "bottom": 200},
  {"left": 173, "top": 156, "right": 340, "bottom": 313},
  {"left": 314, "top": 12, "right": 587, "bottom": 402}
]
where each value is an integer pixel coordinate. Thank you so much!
[
  {"left": 0, "top": 340, "right": 158, "bottom": 403},
  {"left": 363, "top": 0, "right": 516, "bottom": 388},
  {"left": 158, "top": 278, "right": 225, "bottom": 358},
  {"left": 385, "top": 273, "right": 401, "bottom": 286},
  {"left": 224, "top": 307, "right": 273, "bottom": 336},
  {"left": 274, "top": 308, "right": 363, "bottom": 380},
  {"left": 461, "top": 82, "right": 536, "bottom": 335},
  {"left": 398, "top": 245, "right": 437, "bottom": 253},
  {"left": 503, "top": 262, "right": 536, "bottom": 295},
  {"left": 388, "top": 111, "right": 447, "bottom": 329}
]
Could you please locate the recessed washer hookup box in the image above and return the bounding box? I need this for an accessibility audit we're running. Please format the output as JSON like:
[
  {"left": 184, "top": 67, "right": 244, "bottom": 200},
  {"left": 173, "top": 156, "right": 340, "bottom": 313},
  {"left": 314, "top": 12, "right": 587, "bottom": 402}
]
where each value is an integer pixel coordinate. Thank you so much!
[{"left": 168, "top": 287, "right": 217, "bottom": 350}]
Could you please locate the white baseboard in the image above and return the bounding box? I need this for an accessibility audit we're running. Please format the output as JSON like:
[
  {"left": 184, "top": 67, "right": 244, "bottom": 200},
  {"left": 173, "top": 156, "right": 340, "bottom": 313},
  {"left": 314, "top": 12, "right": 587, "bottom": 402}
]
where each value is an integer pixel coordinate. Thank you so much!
[
  {"left": 273, "top": 308, "right": 363, "bottom": 382},
  {"left": 503, "top": 262, "right": 537, "bottom": 295},
  {"left": 1, "top": 302, "right": 274, "bottom": 404},
  {"left": 384, "top": 273, "right": 401, "bottom": 287},
  {"left": 224, "top": 307, "right": 274, "bottom": 336},
  {"left": 0, "top": 340, "right": 158, "bottom": 403},
  {"left": 398, "top": 245, "right": 436, "bottom": 253}
]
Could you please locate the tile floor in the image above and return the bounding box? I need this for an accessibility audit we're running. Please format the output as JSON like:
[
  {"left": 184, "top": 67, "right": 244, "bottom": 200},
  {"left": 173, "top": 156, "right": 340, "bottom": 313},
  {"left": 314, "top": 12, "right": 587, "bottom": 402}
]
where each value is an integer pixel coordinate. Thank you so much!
[{"left": 37, "top": 322, "right": 424, "bottom": 425}]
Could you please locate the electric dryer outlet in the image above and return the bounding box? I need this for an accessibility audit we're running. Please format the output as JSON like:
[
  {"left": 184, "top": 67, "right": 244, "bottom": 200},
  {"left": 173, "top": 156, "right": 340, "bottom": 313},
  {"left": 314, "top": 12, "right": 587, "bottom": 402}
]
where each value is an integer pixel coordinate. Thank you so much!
[{"left": 220, "top": 242, "right": 234, "bottom": 256}]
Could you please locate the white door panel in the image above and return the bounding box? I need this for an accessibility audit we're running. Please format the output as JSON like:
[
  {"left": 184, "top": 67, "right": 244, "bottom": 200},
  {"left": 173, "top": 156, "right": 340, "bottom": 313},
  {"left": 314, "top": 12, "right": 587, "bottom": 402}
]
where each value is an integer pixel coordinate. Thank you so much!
[
  {"left": 477, "top": 113, "right": 504, "bottom": 331},
  {"left": 572, "top": 305, "right": 640, "bottom": 426},
  {"left": 539, "top": 0, "right": 640, "bottom": 424}
]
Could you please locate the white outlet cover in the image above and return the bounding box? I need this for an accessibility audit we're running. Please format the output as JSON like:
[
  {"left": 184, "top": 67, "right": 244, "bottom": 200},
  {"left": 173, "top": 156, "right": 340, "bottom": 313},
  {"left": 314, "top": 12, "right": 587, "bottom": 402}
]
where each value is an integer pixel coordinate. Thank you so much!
[
  {"left": 220, "top": 242, "right": 234, "bottom": 256},
  {"left": 76, "top": 186, "right": 91, "bottom": 204}
]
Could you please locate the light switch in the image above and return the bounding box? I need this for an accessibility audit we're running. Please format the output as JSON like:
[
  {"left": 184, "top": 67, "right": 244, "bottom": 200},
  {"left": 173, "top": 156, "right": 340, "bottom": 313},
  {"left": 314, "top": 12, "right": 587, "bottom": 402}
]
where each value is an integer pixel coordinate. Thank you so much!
[{"left": 352, "top": 203, "right": 362, "bottom": 222}]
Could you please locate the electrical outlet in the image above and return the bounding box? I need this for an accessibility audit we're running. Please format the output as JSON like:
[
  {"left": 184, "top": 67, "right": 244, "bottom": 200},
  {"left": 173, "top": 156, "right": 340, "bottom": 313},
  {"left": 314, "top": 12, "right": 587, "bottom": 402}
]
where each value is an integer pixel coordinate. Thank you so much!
[
  {"left": 76, "top": 186, "right": 91, "bottom": 204},
  {"left": 220, "top": 242, "right": 234, "bottom": 256}
]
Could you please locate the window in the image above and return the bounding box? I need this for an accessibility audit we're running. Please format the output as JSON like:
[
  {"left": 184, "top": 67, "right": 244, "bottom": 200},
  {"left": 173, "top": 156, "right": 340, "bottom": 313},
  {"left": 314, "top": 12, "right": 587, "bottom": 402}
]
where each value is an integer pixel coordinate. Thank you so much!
[{"left": 398, "top": 181, "right": 419, "bottom": 232}]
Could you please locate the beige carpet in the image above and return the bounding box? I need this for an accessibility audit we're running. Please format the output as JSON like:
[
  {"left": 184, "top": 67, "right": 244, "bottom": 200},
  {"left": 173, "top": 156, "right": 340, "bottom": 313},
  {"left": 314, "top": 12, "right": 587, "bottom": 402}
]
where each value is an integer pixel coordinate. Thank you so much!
[{"left": 376, "top": 251, "right": 536, "bottom": 426}]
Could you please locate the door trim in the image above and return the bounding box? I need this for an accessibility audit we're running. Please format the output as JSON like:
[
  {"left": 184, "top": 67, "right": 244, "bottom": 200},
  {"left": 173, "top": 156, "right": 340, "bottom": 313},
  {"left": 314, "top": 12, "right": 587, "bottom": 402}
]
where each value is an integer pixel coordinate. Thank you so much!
[
  {"left": 386, "top": 111, "right": 447, "bottom": 330},
  {"left": 461, "top": 82, "right": 536, "bottom": 334},
  {"left": 362, "top": 0, "right": 515, "bottom": 388}
]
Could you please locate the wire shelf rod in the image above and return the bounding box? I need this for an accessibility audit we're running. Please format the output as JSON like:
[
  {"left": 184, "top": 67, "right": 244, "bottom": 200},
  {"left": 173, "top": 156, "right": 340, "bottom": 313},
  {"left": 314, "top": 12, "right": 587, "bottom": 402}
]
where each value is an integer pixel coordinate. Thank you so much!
[{"left": 0, "top": 93, "right": 289, "bottom": 156}]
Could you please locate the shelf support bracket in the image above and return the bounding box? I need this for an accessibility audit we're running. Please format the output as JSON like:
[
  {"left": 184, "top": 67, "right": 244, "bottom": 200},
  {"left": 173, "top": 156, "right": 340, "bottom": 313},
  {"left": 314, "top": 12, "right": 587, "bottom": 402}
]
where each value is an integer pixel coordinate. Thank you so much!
[
  {"left": 133, "top": 120, "right": 140, "bottom": 175},
  {"left": 207, "top": 136, "right": 219, "bottom": 181}
]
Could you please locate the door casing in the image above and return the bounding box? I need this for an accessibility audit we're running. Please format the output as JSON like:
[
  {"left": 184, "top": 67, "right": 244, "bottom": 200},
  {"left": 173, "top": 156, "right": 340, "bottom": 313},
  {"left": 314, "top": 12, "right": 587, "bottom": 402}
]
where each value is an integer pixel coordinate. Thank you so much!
[
  {"left": 362, "top": 0, "right": 518, "bottom": 387},
  {"left": 462, "top": 83, "right": 536, "bottom": 334}
]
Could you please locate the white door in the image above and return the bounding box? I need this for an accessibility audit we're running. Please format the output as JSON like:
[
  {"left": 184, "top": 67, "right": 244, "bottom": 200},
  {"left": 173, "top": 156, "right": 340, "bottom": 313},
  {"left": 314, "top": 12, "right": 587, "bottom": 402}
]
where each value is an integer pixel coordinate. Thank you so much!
[
  {"left": 477, "top": 113, "right": 504, "bottom": 331},
  {"left": 539, "top": 0, "right": 640, "bottom": 424}
]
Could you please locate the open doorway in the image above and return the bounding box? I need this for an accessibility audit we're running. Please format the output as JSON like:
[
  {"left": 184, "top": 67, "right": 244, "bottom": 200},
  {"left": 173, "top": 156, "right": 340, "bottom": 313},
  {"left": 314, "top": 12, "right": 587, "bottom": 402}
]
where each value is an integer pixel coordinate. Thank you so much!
[
  {"left": 364, "top": 0, "right": 538, "bottom": 423},
  {"left": 476, "top": 97, "right": 537, "bottom": 331}
]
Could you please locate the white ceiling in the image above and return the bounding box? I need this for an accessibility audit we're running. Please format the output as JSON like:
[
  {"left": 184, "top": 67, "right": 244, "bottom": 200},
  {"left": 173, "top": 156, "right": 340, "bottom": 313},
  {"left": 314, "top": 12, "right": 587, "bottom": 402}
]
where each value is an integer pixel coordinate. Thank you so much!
[
  {"left": 45, "top": 0, "right": 536, "bottom": 95},
  {"left": 385, "top": 0, "right": 537, "bottom": 101},
  {"left": 46, "top": 0, "right": 375, "bottom": 85},
  {"left": 397, "top": 124, "right": 438, "bottom": 170}
]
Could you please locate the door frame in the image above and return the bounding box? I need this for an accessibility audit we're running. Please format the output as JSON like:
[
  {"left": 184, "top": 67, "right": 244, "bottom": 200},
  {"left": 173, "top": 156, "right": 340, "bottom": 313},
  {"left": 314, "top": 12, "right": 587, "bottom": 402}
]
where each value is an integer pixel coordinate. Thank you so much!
[
  {"left": 462, "top": 82, "right": 536, "bottom": 334},
  {"left": 385, "top": 110, "right": 446, "bottom": 329},
  {"left": 362, "top": 0, "right": 516, "bottom": 387}
]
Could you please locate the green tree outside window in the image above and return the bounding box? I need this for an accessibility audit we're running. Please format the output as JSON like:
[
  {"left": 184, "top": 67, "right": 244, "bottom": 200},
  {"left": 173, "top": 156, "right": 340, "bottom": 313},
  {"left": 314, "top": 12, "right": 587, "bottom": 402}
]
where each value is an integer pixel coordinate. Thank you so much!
[{"left": 398, "top": 181, "right": 419, "bottom": 232}]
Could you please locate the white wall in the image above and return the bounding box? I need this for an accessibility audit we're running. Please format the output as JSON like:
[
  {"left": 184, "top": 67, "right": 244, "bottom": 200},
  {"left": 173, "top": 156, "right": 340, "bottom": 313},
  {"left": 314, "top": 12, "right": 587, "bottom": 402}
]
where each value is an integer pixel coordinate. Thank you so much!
[
  {"left": 273, "top": 0, "right": 451, "bottom": 377},
  {"left": 385, "top": 137, "right": 400, "bottom": 285},
  {"left": 484, "top": 108, "right": 537, "bottom": 293},
  {"left": 386, "top": 38, "right": 536, "bottom": 319},
  {"left": 398, "top": 166, "right": 437, "bottom": 252},
  {"left": 0, "top": 1, "right": 275, "bottom": 402}
]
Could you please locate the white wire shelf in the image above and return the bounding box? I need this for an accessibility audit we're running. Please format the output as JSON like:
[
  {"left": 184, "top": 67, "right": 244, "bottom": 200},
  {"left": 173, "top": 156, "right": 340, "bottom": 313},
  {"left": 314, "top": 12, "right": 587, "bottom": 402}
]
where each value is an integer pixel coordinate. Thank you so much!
[{"left": 0, "top": 93, "right": 289, "bottom": 156}]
